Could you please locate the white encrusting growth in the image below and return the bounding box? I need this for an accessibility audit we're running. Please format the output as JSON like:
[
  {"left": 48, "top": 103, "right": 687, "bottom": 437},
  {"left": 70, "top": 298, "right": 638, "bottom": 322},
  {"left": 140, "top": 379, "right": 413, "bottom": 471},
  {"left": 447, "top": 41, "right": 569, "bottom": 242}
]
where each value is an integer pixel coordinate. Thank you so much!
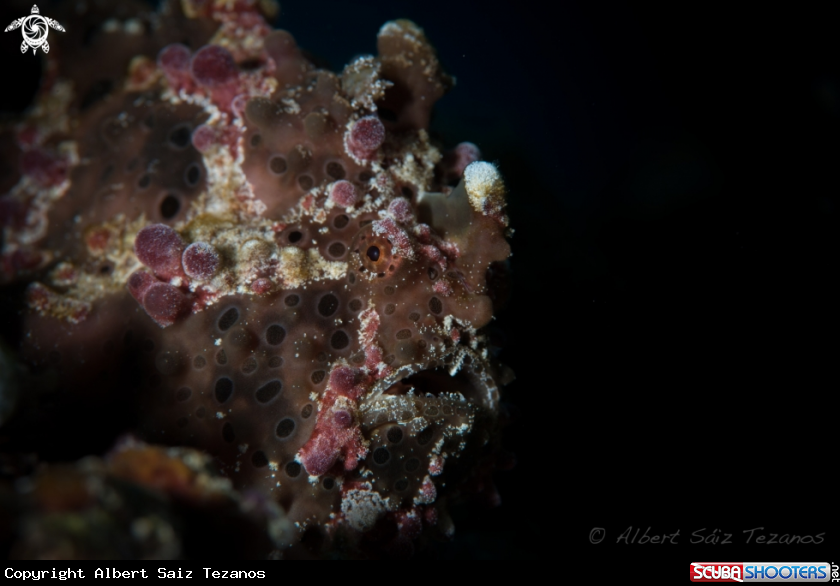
[{"left": 463, "top": 161, "right": 507, "bottom": 219}]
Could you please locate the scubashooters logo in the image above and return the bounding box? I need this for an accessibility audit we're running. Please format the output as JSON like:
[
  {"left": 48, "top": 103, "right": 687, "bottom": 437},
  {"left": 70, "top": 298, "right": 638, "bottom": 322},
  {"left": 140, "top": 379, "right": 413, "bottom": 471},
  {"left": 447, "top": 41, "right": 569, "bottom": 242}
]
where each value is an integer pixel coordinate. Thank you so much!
[
  {"left": 5, "top": 5, "right": 65, "bottom": 55},
  {"left": 690, "top": 562, "right": 833, "bottom": 582}
]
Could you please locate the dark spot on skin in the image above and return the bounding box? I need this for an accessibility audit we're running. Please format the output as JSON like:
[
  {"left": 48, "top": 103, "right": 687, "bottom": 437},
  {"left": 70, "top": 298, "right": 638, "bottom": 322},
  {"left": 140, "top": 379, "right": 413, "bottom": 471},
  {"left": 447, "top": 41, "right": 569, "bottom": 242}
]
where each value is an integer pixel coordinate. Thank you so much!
[
  {"left": 160, "top": 194, "right": 180, "bottom": 219},
  {"left": 387, "top": 426, "right": 403, "bottom": 444},
  {"left": 285, "top": 461, "right": 301, "bottom": 477},
  {"left": 298, "top": 175, "right": 313, "bottom": 190},
  {"left": 276, "top": 418, "right": 295, "bottom": 438},
  {"left": 255, "top": 380, "right": 282, "bottom": 403},
  {"left": 185, "top": 163, "right": 201, "bottom": 186},
  {"left": 266, "top": 324, "right": 286, "bottom": 345},
  {"left": 373, "top": 447, "right": 390, "bottom": 465},
  {"left": 269, "top": 155, "right": 287, "bottom": 174},
  {"left": 222, "top": 422, "right": 235, "bottom": 442},
  {"left": 215, "top": 377, "right": 233, "bottom": 403},
  {"left": 326, "top": 161, "right": 345, "bottom": 179},
  {"left": 318, "top": 294, "right": 339, "bottom": 317},
  {"left": 330, "top": 330, "right": 350, "bottom": 349},
  {"left": 218, "top": 308, "right": 239, "bottom": 331},
  {"left": 239, "top": 58, "right": 262, "bottom": 71},
  {"left": 328, "top": 242, "right": 346, "bottom": 258},
  {"left": 169, "top": 125, "right": 192, "bottom": 149},
  {"left": 241, "top": 356, "right": 257, "bottom": 374},
  {"left": 378, "top": 108, "right": 397, "bottom": 122}
]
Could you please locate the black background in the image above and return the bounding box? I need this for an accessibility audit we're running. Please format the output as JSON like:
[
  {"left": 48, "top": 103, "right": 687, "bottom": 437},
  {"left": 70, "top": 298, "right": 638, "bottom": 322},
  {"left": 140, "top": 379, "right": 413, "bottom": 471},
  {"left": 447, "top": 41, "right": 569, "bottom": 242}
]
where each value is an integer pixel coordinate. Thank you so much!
[{"left": 1, "top": 0, "right": 836, "bottom": 563}]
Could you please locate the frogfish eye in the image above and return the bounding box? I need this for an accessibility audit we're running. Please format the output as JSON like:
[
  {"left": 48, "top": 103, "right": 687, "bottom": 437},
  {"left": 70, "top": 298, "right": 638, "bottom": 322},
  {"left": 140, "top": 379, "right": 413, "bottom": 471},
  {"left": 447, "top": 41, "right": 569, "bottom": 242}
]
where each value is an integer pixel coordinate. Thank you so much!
[
  {"left": 366, "top": 245, "right": 381, "bottom": 262},
  {"left": 354, "top": 226, "right": 395, "bottom": 274}
]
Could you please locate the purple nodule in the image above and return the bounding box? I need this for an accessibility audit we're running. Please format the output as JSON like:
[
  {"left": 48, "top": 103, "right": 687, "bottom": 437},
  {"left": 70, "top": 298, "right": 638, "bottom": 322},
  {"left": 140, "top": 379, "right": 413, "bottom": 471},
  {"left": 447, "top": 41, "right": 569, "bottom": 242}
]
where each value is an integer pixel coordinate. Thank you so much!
[{"left": 190, "top": 45, "right": 238, "bottom": 88}]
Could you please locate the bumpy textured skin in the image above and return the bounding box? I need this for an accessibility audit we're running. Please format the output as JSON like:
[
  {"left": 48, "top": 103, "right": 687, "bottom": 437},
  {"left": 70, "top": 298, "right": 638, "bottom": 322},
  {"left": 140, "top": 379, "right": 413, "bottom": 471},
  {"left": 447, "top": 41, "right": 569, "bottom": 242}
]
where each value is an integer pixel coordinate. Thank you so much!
[
  {"left": 6, "top": 439, "right": 293, "bottom": 560},
  {"left": 1, "top": 0, "right": 513, "bottom": 557}
]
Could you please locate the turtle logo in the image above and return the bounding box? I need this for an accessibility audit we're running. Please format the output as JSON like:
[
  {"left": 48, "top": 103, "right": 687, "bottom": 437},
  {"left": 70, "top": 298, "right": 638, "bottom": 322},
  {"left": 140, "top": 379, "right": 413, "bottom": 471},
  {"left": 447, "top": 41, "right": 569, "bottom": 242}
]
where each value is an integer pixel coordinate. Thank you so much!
[{"left": 5, "top": 5, "right": 65, "bottom": 55}]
